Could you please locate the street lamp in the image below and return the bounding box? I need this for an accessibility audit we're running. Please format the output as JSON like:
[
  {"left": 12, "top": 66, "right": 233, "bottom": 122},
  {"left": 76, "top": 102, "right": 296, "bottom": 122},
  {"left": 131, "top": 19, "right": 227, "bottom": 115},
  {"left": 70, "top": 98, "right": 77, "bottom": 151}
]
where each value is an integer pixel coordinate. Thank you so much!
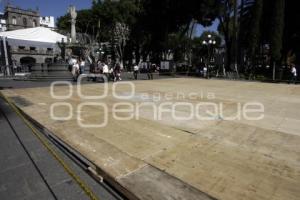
[{"left": 202, "top": 35, "right": 217, "bottom": 79}]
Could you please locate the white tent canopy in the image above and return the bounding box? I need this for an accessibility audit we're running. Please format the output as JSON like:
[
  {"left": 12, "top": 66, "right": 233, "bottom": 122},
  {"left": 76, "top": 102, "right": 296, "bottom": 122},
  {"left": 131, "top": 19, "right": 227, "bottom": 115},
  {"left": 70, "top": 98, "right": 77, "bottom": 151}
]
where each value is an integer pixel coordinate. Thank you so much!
[{"left": 0, "top": 27, "right": 67, "bottom": 44}]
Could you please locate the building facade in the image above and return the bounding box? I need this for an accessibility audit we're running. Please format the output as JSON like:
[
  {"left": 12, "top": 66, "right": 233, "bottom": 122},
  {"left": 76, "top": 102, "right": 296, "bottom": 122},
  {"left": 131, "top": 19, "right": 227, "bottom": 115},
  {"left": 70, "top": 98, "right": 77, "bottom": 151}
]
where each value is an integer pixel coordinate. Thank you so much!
[
  {"left": 4, "top": 5, "right": 40, "bottom": 31},
  {"left": 10, "top": 45, "right": 56, "bottom": 65},
  {"left": 40, "top": 16, "right": 55, "bottom": 29},
  {"left": 0, "top": 12, "right": 7, "bottom": 32},
  {"left": 0, "top": 5, "right": 60, "bottom": 67}
]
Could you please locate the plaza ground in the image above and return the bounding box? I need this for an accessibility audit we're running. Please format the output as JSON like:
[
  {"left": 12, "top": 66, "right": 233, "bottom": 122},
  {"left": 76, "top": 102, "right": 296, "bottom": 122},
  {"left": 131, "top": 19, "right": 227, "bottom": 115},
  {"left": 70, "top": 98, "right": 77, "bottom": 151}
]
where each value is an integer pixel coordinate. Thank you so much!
[{"left": 1, "top": 78, "right": 300, "bottom": 200}]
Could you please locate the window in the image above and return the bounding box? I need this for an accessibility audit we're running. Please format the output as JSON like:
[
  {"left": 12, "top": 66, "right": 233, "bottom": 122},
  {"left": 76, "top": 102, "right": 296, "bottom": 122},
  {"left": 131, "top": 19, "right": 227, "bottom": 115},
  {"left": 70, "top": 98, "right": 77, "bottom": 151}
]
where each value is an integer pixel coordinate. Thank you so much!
[
  {"left": 47, "top": 48, "right": 53, "bottom": 51},
  {"left": 32, "top": 20, "right": 37, "bottom": 27},
  {"left": 23, "top": 18, "right": 27, "bottom": 26},
  {"left": 18, "top": 46, "right": 25, "bottom": 50},
  {"left": 12, "top": 16, "right": 17, "bottom": 25},
  {"left": 30, "top": 47, "right": 36, "bottom": 51}
]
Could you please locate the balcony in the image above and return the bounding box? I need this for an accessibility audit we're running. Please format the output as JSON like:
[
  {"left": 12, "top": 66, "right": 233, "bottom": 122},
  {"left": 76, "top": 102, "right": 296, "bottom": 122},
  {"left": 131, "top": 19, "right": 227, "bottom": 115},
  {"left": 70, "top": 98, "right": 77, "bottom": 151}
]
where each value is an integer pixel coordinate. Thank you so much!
[{"left": 11, "top": 48, "right": 54, "bottom": 55}]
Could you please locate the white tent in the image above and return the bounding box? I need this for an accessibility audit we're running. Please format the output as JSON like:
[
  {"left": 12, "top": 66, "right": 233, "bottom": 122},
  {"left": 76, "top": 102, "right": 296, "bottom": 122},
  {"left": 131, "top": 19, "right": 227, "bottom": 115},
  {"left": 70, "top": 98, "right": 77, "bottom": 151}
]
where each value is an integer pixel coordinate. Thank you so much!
[{"left": 0, "top": 27, "right": 67, "bottom": 43}]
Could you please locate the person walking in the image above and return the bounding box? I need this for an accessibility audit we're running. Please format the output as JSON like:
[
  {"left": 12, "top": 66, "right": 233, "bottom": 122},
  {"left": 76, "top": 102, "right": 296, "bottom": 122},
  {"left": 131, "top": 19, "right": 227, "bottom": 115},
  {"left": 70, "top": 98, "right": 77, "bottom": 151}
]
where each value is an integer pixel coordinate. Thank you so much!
[{"left": 133, "top": 63, "right": 139, "bottom": 80}]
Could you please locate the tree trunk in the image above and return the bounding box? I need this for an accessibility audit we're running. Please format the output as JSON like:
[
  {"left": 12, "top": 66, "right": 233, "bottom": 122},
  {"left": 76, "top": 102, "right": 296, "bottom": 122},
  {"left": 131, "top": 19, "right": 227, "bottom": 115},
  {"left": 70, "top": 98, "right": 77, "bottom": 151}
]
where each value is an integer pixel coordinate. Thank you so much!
[
  {"left": 225, "top": 41, "right": 232, "bottom": 72},
  {"left": 238, "top": 0, "right": 245, "bottom": 72},
  {"left": 135, "top": 44, "right": 141, "bottom": 64},
  {"left": 233, "top": 0, "right": 239, "bottom": 77},
  {"left": 249, "top": 0, "right": 263, "bottom": 68},
  {"left": 270, "top": 0, "right": 285, "bottom": 65}
]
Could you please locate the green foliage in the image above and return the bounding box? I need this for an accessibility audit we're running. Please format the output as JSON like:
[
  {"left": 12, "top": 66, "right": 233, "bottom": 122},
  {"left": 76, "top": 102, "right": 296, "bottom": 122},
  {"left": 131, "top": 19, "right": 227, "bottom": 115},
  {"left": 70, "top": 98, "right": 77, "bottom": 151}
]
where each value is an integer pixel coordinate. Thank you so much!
[
  {"left": 56, "top": 14, "right": 70, "bottom": 31},
  {"left": 56, "top": 9, "right": 96, "bottom": 35},
  {"left": 55, "top": 0, "right": 296, "bottom": 70},
  {"left": 56, "top": 0, "right": 221, "bottom": 63}
]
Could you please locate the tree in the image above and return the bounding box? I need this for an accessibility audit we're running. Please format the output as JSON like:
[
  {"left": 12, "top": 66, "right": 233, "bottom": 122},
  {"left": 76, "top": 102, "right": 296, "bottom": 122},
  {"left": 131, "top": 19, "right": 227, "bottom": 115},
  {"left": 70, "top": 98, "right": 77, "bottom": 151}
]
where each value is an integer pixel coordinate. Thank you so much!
[
  {"left": 237, "top": 0, "right": 255, "bottom": 72},
  {"left": 113, "top": 22, "right": 130, "bottom": 69},
  {"left": 248, "top": 0, "right": 263, "bottom": 62},
  {"left": 56, "top": 0, "right": 221, "bottom": 66},
  {"left": 56, "top": 14, "right": 71, "bottom": 31},
  {"left": 57, "top": 9, "right": 97, "bottom": 42},
  {"left": 268, "top": 0, "right": 285, "bottom": 80},
  {"left": 217, "top": 0, "right": 236, "bottom": 72},
  {"left": 131, "top": 0, "right": 221, "bottom": 63},
  {"left": 283, "top": 1, "right": 300, "bottom": 61}
]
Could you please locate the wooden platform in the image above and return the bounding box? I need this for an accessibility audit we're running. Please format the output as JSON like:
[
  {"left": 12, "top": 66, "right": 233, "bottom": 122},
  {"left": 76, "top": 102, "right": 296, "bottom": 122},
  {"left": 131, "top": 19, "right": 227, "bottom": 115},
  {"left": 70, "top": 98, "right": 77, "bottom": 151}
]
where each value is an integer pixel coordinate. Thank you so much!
[{"left": 2, "top": 78, "right": 300, "bottom": 200}]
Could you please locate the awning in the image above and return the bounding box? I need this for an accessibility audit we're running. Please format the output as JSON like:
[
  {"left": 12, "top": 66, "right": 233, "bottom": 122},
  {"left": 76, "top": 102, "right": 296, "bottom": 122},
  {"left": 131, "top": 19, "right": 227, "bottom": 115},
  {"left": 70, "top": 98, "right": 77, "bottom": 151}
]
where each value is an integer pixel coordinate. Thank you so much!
[{"left": 0, "top": 27, "right": 67, "bottom": 43}]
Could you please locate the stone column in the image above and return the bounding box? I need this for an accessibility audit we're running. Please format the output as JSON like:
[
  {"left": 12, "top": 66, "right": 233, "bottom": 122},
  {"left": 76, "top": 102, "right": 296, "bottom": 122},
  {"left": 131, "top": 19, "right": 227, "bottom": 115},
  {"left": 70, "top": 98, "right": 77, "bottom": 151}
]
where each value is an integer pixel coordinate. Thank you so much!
[{"left": 69, "top": 6, "right": 77, "bottom": 43}]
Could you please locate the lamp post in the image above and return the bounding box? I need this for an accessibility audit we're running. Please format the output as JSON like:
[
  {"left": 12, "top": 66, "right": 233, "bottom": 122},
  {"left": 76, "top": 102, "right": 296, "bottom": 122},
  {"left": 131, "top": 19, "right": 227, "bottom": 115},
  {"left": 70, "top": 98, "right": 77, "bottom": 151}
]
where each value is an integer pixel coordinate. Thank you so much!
[{"left": 202, "top": 34, "right": 216, "bottom": 78}]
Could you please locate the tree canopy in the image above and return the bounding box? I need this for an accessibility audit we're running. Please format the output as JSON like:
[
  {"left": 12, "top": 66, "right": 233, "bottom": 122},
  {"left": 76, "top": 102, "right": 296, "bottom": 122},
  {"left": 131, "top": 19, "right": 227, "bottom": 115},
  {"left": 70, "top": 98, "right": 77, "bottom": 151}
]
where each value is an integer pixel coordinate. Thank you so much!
[
  {"left": 57, "top": 0, "right": 221, "bottom": 63},
  {"left": 56, "top": 0, "right": 297, "bottom": 78}
]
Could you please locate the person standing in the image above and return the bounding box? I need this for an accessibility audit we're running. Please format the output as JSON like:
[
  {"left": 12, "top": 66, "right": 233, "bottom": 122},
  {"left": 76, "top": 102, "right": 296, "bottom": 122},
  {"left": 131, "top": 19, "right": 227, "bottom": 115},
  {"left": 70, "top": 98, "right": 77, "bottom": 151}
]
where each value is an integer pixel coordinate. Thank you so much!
[
  {"left": 290, "top": 64, "right": 297, "bottom": 84},
  {"left": 72, "top": 59, "right": 79, "bottom": 81},
  {"left": 97, "top": 60, "right": 103, "bottom": 74},
  {"left": 79, "top": 58, "right": 85, "bottom": 74},
  {"left": 12, "top": 60, "right": 17, "bottom": 75},
  {"left": 133, "top": 63, "right": 139, "bottom": 80},
  {"left": 102, "top": 62, "right": 109, "bottom": 81},
  {"left": 109, "top": 67, "right": 114, "bottom": 81},
  {"left": 114, "top": 63, "right": 121, "bottom": 82},
  {"left": 203, "top": 66, "right": 208, "bottom": 78},
  {"left": 68, "top": 56, "right": 76, "bottom": 72},
  {"left": 147, "top": 63, "right": 154, "bottom": 80}
]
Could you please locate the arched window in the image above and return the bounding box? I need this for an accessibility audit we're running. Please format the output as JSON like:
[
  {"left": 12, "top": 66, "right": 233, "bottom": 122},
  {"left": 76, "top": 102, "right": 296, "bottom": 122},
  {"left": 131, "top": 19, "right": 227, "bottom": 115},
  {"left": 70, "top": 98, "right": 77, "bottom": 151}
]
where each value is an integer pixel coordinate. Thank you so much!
[
  {"left": 23, "top": 18, "right": 27, "bottom": 26},
  {"left": 32, "top": 20, "right": 37, "bottom": 27},
  {"left": 12, "top": 16, "right": 17, "bottom": 25}
]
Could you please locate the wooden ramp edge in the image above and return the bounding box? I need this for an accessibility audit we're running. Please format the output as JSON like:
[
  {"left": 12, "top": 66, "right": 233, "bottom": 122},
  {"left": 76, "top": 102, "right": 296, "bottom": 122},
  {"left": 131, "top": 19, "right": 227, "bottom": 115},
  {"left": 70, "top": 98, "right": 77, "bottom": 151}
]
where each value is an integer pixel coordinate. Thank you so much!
[{"left": 7, "top": 95, "right": 217, "bottom": 200}]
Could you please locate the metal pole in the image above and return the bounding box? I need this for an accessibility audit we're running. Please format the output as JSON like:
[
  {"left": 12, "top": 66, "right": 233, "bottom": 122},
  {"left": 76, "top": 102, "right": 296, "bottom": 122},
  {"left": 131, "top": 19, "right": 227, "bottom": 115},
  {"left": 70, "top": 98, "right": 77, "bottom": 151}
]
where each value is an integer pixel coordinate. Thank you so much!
[
  {"left": 207, "top": 45, "right": 210, "bottom": 79},
  {"left": 272, "top": 62, "right": 276, "bottom": 81},
  {"left": 3, "top": 37, "right": 10, "bottom": 76}
]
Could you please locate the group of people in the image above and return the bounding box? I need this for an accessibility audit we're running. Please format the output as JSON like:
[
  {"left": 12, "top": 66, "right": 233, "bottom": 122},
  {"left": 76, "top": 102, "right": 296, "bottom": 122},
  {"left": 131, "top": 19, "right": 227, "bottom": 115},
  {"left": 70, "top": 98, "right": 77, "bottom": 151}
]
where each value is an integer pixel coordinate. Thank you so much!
[
  {"left": 90, "top": 60, "right": 122, "bottom": 82},
  {"left": 133, "top": 63, "right": 159, "bottom": 80},
  {"left": 68, "top": 57, "right": 86, "bottom": 81},
  {"left": 69, "top": 56, "right": 124, "bottom": 82}
]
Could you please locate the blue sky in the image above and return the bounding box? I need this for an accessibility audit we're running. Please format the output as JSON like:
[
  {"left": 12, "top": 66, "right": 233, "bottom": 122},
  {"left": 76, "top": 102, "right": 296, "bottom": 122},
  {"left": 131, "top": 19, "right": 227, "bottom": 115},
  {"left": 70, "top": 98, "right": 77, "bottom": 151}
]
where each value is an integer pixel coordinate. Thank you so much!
[
  {"left": 0, "top": 0, "right": 92, "bottom": 17},
  {"left": 0, "top": 0, "right": 218, "bottom": 36},
  {"left": 195, "top": 19, "right": 219, "bottom": 37}
]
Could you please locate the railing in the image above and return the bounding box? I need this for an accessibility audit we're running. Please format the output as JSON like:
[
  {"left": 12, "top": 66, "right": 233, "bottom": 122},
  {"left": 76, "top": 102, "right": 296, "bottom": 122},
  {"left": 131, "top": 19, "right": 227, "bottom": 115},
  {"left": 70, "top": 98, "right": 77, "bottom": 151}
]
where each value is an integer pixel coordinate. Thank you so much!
[{"left": 0, "top": 65, "right": 32, "bottom": 76}]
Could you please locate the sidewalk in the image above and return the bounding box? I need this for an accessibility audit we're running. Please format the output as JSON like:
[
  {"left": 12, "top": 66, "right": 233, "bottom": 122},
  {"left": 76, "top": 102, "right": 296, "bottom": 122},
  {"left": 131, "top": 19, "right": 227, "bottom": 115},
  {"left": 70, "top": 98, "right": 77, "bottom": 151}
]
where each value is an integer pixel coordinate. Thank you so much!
[{"left": 0, "top": 97, "right": 120, "bottom": 200}]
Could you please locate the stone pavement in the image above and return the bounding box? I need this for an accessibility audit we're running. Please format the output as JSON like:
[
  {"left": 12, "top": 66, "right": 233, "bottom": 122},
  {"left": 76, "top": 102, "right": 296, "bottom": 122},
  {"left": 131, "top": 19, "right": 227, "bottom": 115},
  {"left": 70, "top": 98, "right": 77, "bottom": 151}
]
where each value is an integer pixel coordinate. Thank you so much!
[
  {"left": 1, "top": 78, "right": 300, "bottom": 200},
  {"left": 0, "top": 97, "right": 121, "bottom": 200}
]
